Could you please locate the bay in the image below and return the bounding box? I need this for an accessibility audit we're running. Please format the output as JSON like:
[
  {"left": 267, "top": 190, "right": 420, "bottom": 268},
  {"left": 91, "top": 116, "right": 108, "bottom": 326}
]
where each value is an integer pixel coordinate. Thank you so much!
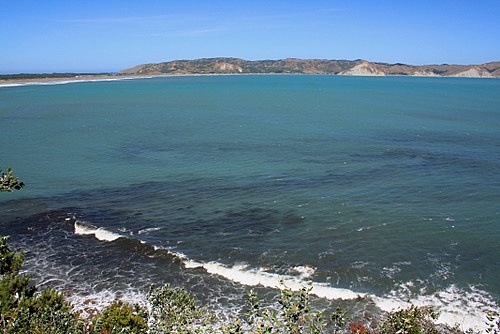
[{"left": 1, "top": 75, "right": 499, "bottom": 329}]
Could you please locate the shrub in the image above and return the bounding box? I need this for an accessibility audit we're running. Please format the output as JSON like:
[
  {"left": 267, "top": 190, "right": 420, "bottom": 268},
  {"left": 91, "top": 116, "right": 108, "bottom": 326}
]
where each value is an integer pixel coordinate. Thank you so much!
[
  {"left": 244, "top": 288, "right": 279, "bottom": 333},
  {"left": 6, "top": 288, "right": 82, "bottom": 334},
  {"left": 243, "top": 281, "right": 350, "bottom": 334},
  {"left": 329, "top": 306, "right": 349, "bottom": 333},
  {"left": 278, "top": 283, "right": 313, "bottom": 333},
  {"left": 90, "top": 300, "right": 148, "bottom": 334},
  {"left": 378, "top": 304, "right": 440, "bottom": 334},
  {"left": 0, "top": 168, "right": 25, "bottom": 192},
  {"left": 1, "top": 235, "right": 81, "bottom": 333},
  {"left": 147, "top": 284, "right": 215, "bottom": 333},
  {"left": 0, "top": 235, "right": 24, "bottom": 275},
  {"left": 1, "top": 235, "right": 36, "bottom": 331}
]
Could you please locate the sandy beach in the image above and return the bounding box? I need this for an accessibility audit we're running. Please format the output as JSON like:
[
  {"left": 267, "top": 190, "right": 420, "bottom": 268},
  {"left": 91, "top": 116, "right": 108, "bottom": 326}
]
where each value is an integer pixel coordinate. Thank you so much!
[
  {"left": 0, "top": 74, "right": 159, "bottom": 87},
  {"left": 0, "top": 73, "right": 247, "bottom": 87}
]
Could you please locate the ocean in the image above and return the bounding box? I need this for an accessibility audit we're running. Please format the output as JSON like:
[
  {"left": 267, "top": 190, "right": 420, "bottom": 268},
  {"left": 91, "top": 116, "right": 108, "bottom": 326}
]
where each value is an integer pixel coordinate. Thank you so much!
[{"left": 0, "top": 75, "right": 499, "bottom": 330}]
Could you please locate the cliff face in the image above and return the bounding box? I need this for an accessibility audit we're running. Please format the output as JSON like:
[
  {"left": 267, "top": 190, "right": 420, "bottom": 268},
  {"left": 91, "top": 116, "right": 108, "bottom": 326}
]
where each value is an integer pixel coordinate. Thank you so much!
[
  {"left": 340, "top": 62, "right": 386, "bottom": 76},
  {"left": 119, "top": 58, "right": 500, "bottom": 78},
  {"left": 450, "top": 66, "right": 493, "bottom": 78}
]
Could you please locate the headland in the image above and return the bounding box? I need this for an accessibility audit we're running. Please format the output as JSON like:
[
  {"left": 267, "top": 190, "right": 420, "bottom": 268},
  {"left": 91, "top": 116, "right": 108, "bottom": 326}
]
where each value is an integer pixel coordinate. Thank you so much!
[{"left": 1, "top": 58, "right": 499, "bottom": 87}]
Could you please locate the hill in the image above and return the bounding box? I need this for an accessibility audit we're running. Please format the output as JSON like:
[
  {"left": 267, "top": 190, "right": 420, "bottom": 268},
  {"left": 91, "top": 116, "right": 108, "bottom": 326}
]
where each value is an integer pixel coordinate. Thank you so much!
[{"left": 120, "top": 58, "right": 500, "bottom": 78}]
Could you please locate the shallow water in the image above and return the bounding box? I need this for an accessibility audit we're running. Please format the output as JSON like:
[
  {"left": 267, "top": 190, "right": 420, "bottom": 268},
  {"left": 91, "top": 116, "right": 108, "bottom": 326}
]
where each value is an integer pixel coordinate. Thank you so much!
[{"left": 1, "top": 75, "right": 499, "bottom": 329}]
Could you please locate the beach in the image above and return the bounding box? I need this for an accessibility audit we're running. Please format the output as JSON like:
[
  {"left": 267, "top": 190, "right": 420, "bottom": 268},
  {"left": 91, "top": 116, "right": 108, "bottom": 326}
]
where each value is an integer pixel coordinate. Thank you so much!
[{"left": 0, "top": 74, "right": 148, "bottom": 87}]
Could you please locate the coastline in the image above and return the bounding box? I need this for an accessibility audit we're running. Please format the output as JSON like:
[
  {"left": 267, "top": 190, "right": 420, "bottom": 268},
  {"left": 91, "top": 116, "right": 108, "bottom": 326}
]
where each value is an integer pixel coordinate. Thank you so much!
[
  {"left": 2, "top": 59, "right": 498, "bottom": 85},
  {"left": 0, "top": 73, "right": 267, "bottom": 87},
  {"left": 0, "top": 74, "right": 157, "bottom": 87},
  {"left": 1, "top": 72, "right": 498, "bottom": 88}
]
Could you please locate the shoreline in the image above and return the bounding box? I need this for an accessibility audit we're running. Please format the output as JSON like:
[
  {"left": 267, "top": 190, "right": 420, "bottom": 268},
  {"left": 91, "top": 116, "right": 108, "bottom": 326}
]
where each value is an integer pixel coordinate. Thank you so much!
[
  {"left": 0, "top": 74, "right": 157, "bottom": 87},
  {"left": 1, "top": 72, "right": 498, "bottom": 87},
  {"left": 0, "top": 73, "right": 267, "bottom": 87}
]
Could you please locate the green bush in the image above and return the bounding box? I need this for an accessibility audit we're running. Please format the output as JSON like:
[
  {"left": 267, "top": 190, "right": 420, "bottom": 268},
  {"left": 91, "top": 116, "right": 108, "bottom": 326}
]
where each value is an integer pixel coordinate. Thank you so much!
[
  {"left": 0, "top": 272, "right": 35, "bottom": 329},
  {"left": 1, "top": 235, "right": 36, "bottom": 331},
  {"left": 0, "top": 235, "right": 24, "bottom": 275},
  {"left": 147, "top": 284, "right": 215, "bottom": 333},
  {"left": 242, "top": 281, "right": 349, "bottom": 334},
  {"left": 0, "top": 168, "right": 25, "bottom": 192},
  {"left": 90, "top": 300, "right": 148, "bottom": 334},
  {"left": 6, "top": 289, "right": 82, "bottom": 334},
  {"left": 378, "top": 304, "right": 440, "bottom": 334},
  {"left": 1, "top": 236, "right": 81, "bottom": 333}
]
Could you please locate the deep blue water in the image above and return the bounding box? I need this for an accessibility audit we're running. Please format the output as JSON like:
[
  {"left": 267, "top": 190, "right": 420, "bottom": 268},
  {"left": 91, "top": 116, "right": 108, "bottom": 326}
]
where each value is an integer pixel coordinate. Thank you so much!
[{"left": 0, "top": 75, "right": 499, "bottom": 329}]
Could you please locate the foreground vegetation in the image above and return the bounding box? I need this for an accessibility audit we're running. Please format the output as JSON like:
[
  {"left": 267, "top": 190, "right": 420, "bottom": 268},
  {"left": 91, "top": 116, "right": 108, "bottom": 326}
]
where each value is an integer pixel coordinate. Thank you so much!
[{"left": 2, "top": 236, "right": 499, "bottom": 333}]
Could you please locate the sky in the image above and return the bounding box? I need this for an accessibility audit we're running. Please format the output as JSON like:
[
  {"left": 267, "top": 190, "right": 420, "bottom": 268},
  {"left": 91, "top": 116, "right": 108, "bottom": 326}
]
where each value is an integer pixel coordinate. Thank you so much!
[{"left": 1, "top": 0, "right": 499, "bottom": 73}]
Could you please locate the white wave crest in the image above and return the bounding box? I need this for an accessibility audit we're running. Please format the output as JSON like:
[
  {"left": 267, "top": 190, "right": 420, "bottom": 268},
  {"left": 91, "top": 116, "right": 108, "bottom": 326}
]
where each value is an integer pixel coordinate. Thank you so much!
[
  {"left": 183, "top": 259, "right": 364, "bottom": 300},
  {"left": 138, "top": 227, "right": 162, "bottom": 235},
  {"left": 183, "top": 259, "right": 496, "bottom": 331},
  {"left": 72, "top": 228, "right": 497, "bottom": 331},
  {"left": 74, "top": 220, "right": 123, "bottom": 242}
]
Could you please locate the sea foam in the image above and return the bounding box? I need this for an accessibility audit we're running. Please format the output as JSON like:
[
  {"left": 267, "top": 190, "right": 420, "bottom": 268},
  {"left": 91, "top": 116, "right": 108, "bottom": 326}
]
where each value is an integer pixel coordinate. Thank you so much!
[
  {"left": 188, "top": 259, "right": 495, "bottom": 331},
  {"left": 74, "top": 220, "right": 123, "bottom": 242},
  {"left": 72, "top": 223, "right": 496, "bottom": 331}
]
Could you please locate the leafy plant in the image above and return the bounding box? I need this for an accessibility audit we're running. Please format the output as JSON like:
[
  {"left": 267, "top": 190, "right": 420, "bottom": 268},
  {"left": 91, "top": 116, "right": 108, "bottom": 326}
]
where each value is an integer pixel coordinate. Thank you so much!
[
  {"left": 0, "top": 235, "right": 35, "bottom": 331},
  {"left": 0, "top": 270, "right": 36, "bottom": 331},
  {"left": 147, "top": 283, "right": 214, "bottom": 333},
  {"left": 0, "top": 235, "right": 24, "bottom": 275},
  {"left": 242, "top": 281, "right": 350, "bottom": 334},
  {"left": 221, "top": 317, "right": 244, "bottom": 334},
  {"left": 0, "top": 168, "right": 25, "bottom": 192},
  {"left": 1, "top": 235, "right": 81, "bottom": 333},
  {"left": 244, "top": 288, "right": 279, "bottom": 333},
  {"left": 7, "top": 288, "right": 82, "bottom": 334},
  {"left": 379, "top": 304, "right": 440, "bottom": 334},
  {"left": 90, "top": 300, "right": 147, "bottom": 334},
  {"left": 329, "top": 306, "right": 349, "bottom": 333},
  {"left": 278, "top": 283, "right": 312, "bottom": 333}
]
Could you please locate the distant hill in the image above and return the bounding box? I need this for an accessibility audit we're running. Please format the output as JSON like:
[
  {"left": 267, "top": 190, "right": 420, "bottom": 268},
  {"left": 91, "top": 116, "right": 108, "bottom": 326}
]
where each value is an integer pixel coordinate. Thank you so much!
[{"left": 120, "top": 58, "right": 500, "bottom": 78}]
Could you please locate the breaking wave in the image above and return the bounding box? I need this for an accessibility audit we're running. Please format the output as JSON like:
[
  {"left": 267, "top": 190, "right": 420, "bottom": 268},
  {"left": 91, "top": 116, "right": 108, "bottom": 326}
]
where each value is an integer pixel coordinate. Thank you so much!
[{"left": 72, "top": 220, "right": 497, "bottom": 331}]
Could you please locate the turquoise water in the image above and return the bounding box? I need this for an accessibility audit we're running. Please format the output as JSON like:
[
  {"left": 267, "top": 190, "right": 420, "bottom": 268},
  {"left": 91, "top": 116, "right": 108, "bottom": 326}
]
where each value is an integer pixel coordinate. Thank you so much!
[{"left": 1, "top": 75, "right": 499, "bottom": 328}]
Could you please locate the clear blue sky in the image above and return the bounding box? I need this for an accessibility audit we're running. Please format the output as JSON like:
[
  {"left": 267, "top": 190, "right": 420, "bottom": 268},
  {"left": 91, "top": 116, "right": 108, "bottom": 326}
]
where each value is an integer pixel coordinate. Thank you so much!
[{"left": 1, "top": 0, "right": 499, "bottom": 73}]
